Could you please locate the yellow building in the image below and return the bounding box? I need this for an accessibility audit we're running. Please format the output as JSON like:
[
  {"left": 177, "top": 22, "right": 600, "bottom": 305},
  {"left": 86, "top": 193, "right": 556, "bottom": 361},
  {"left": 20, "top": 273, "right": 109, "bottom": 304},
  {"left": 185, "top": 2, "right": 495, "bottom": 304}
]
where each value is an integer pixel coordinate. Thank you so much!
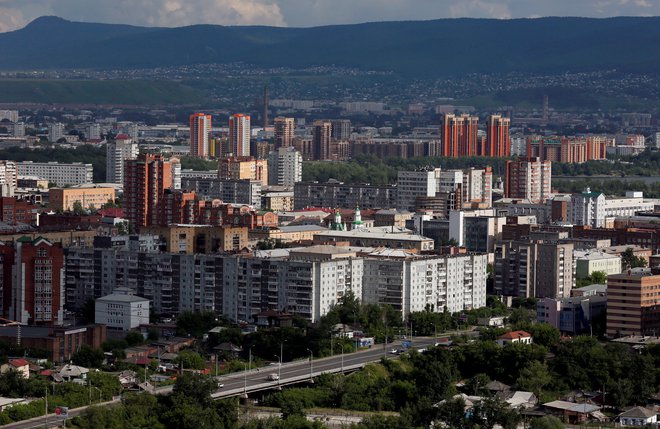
[
  {"left": 144, "top": 224, "right": 248, "bottom": 254},
  {"left": 49, "top": 187, "right": 116, "bottom": 212},
  {"left": 218, "top": 157, "right": 268, "bottom": 185}
]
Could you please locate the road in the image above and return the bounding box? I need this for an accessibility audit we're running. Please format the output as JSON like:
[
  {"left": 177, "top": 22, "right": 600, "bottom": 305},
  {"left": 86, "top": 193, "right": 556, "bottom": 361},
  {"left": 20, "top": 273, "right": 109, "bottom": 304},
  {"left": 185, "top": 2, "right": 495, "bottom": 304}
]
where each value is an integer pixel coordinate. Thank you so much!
[
  {"left": 4, "top": 335, "right": 461, "bottom": 428},
  {"left": 209, "top": 336, "right": 442, "bottom": 399}
]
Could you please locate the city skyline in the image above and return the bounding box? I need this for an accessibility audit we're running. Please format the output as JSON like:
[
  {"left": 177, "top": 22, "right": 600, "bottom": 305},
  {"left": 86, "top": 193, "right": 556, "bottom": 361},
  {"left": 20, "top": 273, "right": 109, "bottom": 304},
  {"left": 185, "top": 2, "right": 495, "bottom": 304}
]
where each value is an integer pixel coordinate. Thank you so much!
[{"left": 1, "top": 0, "right": 660, "bottom": 32}]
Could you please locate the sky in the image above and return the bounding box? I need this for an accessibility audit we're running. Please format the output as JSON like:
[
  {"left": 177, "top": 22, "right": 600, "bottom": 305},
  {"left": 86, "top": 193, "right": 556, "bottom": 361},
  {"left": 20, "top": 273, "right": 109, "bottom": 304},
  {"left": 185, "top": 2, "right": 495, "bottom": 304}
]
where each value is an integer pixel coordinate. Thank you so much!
[{"left": 0, "top": 0, "right": 659, "bottom": 32}]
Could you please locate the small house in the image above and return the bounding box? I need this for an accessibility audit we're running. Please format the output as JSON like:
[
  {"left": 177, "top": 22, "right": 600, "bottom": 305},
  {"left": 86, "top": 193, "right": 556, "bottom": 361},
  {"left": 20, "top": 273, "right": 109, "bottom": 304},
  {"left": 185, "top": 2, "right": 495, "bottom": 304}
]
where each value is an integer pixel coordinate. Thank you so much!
[
  {"left": 618, "top": 406, "right": 658, "bottom": 427},
  {"left": 497, "top": 330, "right": 533, "bottom": 346}
]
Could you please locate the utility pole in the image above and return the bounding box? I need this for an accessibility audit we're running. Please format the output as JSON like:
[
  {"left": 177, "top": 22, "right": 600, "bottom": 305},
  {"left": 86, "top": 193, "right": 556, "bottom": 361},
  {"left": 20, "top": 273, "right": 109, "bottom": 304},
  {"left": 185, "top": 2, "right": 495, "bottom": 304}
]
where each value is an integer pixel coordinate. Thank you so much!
[{"left": 44, "top": 387, "right": 48, "bottom": 429}]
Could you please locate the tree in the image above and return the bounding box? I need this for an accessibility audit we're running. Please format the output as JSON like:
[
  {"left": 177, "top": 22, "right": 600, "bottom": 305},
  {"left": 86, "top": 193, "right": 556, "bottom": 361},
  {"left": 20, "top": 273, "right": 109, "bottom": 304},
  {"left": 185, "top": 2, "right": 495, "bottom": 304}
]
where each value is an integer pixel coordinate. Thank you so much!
[
  {"left": 466, "top": 373, "right": 491, "bottom": 396},
  {"left": 530, "top": 416, "right": 565, "bottom": 429},
  {"left": 529, "top": 324, "right": 561, "bottom": 349},
  {"left": 124, "top": 331, "right": 144, "bottom": 347},
  {"left": 517, "top": 361, "right": 552, "bottom": 398},
  {"left": 588, "top": 270, "right": 607, "bottom": 285},
  {"left": 280, "top": 390, "right": 306, "bottom": 419},
  {"left": 172, "top": 373, "right": 216, "bottom": 407},
  {"left": 72, "top": 345, "right": 104, "bottom": 368},
  {"left": 174, "top": 350, "right": 206, "bottom": 370},
  {"left": 621, "top": 248, "right": 647, "bottom": 270},
  {"left": 72, "top": 200, "right": 85, "bottom": 215}
]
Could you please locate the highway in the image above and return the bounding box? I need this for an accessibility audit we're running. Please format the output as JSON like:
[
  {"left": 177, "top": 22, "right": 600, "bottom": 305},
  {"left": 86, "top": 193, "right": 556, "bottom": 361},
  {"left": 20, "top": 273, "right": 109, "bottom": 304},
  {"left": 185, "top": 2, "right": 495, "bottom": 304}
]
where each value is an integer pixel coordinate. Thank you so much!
[
  {"left": 3, "top": 335, "right": 449, "bottom": 428},
  {"left": 209, "top": 336, "right": 440, "bottom": 399}
]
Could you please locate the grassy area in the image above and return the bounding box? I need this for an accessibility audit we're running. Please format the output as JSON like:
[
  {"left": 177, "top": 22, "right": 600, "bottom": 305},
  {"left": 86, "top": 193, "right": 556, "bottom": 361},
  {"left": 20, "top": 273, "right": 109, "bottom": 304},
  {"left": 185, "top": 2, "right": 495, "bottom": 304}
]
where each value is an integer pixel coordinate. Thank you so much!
[{"left": 0, "top": 79, "right": 203, "bottom": 105}]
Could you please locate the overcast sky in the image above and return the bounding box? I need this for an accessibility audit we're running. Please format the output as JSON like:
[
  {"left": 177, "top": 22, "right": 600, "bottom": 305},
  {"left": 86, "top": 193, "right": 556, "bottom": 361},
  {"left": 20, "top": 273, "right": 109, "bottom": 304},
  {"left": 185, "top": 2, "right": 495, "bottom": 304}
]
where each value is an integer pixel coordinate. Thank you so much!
[{"left": 1, "top": 0, "right": 659, "bottom": 32}]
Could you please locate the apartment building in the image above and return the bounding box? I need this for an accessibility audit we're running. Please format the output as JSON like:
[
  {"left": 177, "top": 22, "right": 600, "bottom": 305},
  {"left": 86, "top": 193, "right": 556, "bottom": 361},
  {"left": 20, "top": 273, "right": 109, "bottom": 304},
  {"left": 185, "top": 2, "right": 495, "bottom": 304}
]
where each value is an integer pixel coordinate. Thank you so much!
[
  {"left": 504, "top": 158, "right": 552, "bottom": 204},
  {"left": 294, "top": 181, "right": 397, "bottom": 210},
  {"left": 49, "top": 186, "right": 116, "bottom": 212},
  {"left": 268, "top": 147, "right": 302, "bottom": 186},
  {"left": 17, "top": 161, "right": 93, "bottom": 187},
  {"left": 494, "top": 240, "right": 574, "bottom": 298},
  {"left": 606, "top": 269, "right": 660, "bottom": 337},
  {"left": 182, "top": 177, "right": 262, "bottom": 208}
]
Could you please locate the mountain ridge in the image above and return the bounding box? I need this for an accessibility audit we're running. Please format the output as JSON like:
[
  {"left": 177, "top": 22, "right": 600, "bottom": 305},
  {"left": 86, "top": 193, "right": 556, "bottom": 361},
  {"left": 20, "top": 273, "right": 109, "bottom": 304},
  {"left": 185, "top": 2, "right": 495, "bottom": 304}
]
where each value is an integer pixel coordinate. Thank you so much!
[{"left": 2, "top": 16, "right": 660, "bottom": 77}]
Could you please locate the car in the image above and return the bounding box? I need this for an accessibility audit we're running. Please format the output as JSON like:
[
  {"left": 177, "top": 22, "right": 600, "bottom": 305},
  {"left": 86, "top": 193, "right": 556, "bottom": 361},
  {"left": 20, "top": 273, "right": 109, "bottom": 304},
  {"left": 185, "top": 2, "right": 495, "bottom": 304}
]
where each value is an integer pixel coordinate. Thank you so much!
[
  {"left": 389, "top": 349, "right": 399, "bottom": 354},
  {"left": 217, "top": 382, "right": 224, "bottom": 388},
  {"left": 267, "top": 374, "right": 280, "bottom": 381}
]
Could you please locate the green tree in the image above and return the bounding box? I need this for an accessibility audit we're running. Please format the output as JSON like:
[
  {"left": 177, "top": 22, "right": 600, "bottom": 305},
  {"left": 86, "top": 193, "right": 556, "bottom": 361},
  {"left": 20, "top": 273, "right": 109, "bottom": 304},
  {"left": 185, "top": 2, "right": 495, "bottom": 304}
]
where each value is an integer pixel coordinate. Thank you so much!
[
  {"left": 621, "top": 248, "right": 648, "bottom": 270},
  {"left": 174, "top": 350, "right": 206, "bottom": 371},
  {"left": 172, "top": 373, "right": 216, "bottom": 407},
  {"left": 529, "top": 324, "right": 561, "bottom": 349},
  {"left": 125, "top": 331, "right": 145, "bottom": 347},
  {"left": 588, "top": 270, "right": 607, "bottom": 285},
  {"left": 72, "top": 345, "right": 105, "bottom": 368},
  {"left": 530, "top": 416, "right": 565, "bottom": 429},
  {"left": 517, "top": 361, "right": 552, "bottom": 398},
  {"left": 72, "top": 200, "right": 85, "bottom": 214},
  {"left": 280, "top": 390, "right": 307, "bottom": 419}
]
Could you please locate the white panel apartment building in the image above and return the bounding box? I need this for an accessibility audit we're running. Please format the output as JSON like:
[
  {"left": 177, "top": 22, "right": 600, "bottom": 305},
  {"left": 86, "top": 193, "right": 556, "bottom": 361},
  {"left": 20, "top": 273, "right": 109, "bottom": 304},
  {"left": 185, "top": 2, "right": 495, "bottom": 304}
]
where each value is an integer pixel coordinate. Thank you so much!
[
  {"left": 570, "top": 189, "right": 659, "bottom": 228},
  {"left": 106, "top": 137, "right": 139, "bottom": 183},
  {"left": 0, "top": 160, "right": 17, "bottom": 197},
  {"left": 268, "top": 147, "right": 303, "bottom": 186},
  {"left": 396, "top": 168, "right": 441, "bottom": 211},
  {"left": 17, "top": 162, "right": 93, "bottom": 187},
  {"left": 67, "top": 245, "right": 487, "bottom": 323},
  {"left": 361, "top": 249, "right": 488, "bottom": 317}
]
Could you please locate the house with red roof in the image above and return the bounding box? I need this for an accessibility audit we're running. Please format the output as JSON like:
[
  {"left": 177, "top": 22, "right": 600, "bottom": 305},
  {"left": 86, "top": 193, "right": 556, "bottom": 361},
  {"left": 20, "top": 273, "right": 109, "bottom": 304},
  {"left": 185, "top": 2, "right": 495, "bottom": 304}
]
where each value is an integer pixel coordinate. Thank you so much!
[
  {"left": 1, "top": 358, "right": 30, "bottom": 378},
  {"left": 497, "top": 330, "right": 533, "bottom": 346}
]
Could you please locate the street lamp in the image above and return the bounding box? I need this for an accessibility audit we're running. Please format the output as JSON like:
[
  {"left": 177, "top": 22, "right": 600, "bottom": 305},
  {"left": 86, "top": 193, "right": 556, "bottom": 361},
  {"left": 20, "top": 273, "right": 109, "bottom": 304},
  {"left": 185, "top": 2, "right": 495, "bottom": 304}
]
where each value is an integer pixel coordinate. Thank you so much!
[
  {"left": 248, "top": 346, "right": 253, "bottom": 372},
  {"left": 306, "top": 348, "right": 313, "bottom": 383},
  {"left": 339, "top": 344, "right": 344, "bottom": 373},
  {"left": 274, "top": 354, "right": 282, "bottom": 383},
  {"left": 243, "top": 363, "right": 248, "bottom": 398}
]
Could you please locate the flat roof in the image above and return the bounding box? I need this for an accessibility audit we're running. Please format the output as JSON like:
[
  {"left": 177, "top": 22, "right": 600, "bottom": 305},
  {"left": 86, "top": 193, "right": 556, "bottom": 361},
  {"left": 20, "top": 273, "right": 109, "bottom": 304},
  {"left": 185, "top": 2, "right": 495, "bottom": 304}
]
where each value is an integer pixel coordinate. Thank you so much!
[
  {"left": 97, "top": 294, "right": 149, "bottom": 303},
  {"left": 279, "top": 225, "right": 328, "bottom": 233},
  {"left": 573, "top": 250, "right": 620, "bottom": 260},
  {"left": 316, "top": 230, "right": 432, "bottom": 241}
]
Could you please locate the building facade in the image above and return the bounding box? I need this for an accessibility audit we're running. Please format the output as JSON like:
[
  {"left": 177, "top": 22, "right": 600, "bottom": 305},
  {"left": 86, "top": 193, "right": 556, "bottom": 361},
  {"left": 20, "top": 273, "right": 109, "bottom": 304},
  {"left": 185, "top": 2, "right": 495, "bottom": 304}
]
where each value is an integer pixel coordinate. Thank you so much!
[
  {"left": 218, "top": 157, "right": 268, "bottom": 185},
  {"left": 17, "top": 162, "right": 93, "bottom": 187},
  {"left": 189, "top": 113, "right": 212, "bottom": 158},
  {"left": 95, "top": 289, "right": 150, "bottom": 331},
  {"left": 494, "top": 240, "right": 574, "bottom": 298},
  {"left": 49, "top": 186, "right": 116, "bottom": 212},
  {"left": 268, "top": 147, "right": 302, "bottom": 186},
  {"left": 2, "top": 237, "right": 64, "bottom": 325},
  {"left": 606, "top": 269, "right": 660, "bottom": 337},
  {"left": 229, "top": 114, "right": 251, "bottom": 157},
  {"left": 294, "top": 181, "right": 397, "bottom": 210},
  {"left": 504, "top": 158, "right": 552, "bottom": 204},
  {"left": 106, "top": 136, "right": 138, "bottom": 184},
  {"left": 274, "top": 117, "right": 294, "bottom": 149}
]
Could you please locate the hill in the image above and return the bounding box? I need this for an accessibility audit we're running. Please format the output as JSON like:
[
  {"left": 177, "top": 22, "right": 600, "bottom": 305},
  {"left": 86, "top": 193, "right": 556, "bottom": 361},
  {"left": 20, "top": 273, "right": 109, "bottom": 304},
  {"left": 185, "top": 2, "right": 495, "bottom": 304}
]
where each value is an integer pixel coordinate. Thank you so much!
[{"left": 1, "top": 16, "right": 660, "bottom": 77}]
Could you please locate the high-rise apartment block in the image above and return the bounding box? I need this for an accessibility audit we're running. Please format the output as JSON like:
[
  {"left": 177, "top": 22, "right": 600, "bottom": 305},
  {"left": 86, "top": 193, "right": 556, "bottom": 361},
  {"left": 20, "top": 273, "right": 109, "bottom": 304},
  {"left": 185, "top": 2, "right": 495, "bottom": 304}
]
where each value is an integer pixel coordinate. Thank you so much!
[
  {"left": 181, "top": 177, "right": 262, "bottom": 208},
  {"left": 397, "top": 168, "right": 442, "bottom": 212},
  {"left": 274, "top": 117, "right": 295, "bottom": 148},
  {"left": 294, "top": 181, "right": 397, "bottom": 210},
  {"left": 106, "top": 135, "right": 138, "bottom": 183},
  {"left": 268, "top": 147, "right": 303, "bottom": 186},
  {"left": 189, "top": 113, "right": 212, "bottom": 158},
  {"left": 485, "top": 115, "right": 511, "bottom": 157},
  {"left": 441, "top": 114, "right": 478, "bottom": 157},
  {"left": 0, "top": 161, "right": 17, "bottom": 197},
  {"left": 65, "top": 245, "right": 487, "bottom": 322},
  {"left": 123, "top": 153, "right": 180, "bottom": 230},
  {"left": 606, "top": 269, "right": 660, "bottom": 337},
  {"left": 312, "top": 120, "right": 332, "bottom": 160},
  {"left": 494, "top": 240, "right": 574, "bottom": 298},
  {"left": 527, "top": 135, "right": 609, "bottom": 163},
  {"left": 48, "top": 123, "right": 65, "bottom": 143},
  {"left": 1, "top": 237, "right": 64, "bottom": 325},
  {"left": 505, "top": 158, "right": 552, "bottom": 204},
  {"left": 331, "top": 119, "right": 352, "bottom": 141},
  {"left": 218, "top": 157, "right": 268, "bottom": 185},
  {"left": 229, "top": 114, "right": 251, "bottom": 157}
]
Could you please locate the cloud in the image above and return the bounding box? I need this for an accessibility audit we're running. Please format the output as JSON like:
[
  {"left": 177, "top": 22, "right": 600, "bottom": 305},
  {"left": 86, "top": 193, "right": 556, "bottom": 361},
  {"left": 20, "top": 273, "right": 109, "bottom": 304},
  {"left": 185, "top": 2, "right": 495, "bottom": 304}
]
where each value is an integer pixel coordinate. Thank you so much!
[
  {"left": 1, "top": 0, "right": 660, "bottom": 32},
  {"left": 0, "top": 7, "right": 25, "bottom": 32}
]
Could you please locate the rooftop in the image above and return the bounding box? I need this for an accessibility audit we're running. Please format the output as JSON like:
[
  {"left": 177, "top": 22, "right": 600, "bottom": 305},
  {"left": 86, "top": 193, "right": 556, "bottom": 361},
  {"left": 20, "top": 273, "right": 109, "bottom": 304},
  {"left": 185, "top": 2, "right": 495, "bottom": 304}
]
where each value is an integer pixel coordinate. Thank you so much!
[
  {"left": 543, "top": 400, "right": 600, "bottom": 413},
  {"left": 573, "top": 250, "right": 620, "bottom": 260},
  {"left": 97, "top": 293, "right": 150, "bottom": 303},
  {"left": 619, "top": 406, "right": 658, "bottom": 419},
  {"left": 315, "top": 229, "right": 432, "bottom": 242},
  {"left": 498, "top": 330, "right": 532, "bottom": 340}
]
